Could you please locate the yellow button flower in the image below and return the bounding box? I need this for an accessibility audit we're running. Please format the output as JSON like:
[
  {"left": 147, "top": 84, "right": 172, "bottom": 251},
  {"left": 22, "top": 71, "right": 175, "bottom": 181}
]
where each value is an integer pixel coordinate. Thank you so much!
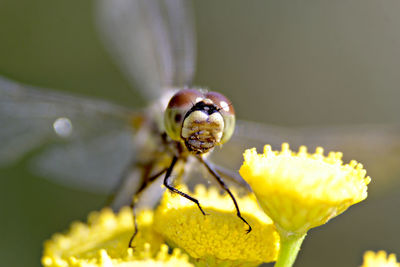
[
  {"left": 239, "top": 143, "right": 371, "bottom": 235},
  {"left": 43, "top": 244, "right": 193, "bottom": 267},
  {"left": 239, "top": 143, "right": 371, "bottom": 267},
  {"left": 154, "top": 185, "right": 280, "bottom": 267},
  {"left": 361, "top": 251, "right": 400, "bottom": 267},
  {"left": 42, "top": 207, "right": 165, "bottom": 267}
]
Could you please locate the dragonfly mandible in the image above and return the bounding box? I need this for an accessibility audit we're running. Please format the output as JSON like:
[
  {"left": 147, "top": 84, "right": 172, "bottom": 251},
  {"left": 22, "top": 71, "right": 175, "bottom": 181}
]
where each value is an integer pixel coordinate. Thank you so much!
[{"left": 1, "top": 0, "right": 400, "bottom": 247}]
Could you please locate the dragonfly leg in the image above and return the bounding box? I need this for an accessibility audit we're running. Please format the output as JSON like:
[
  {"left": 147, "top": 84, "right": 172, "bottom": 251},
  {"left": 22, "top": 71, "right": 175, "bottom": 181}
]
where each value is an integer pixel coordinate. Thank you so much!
[
  {"left": 128, "top": 206, "right": 138, "bottom": 248},
  {"left": 198, "top": 156, "right": 252, "bottom": 234},
  {"left": 136, "top": 167, "right": 169, "bottom": 195},
  {"left": 211, "top": 163, "right": 251, "bottom": 191},
  {"left": 164, "top": 155, "right": 207, "bottom": 216},
  {"left": 127, "top": 167, "right": 168, "bottom": 248}
]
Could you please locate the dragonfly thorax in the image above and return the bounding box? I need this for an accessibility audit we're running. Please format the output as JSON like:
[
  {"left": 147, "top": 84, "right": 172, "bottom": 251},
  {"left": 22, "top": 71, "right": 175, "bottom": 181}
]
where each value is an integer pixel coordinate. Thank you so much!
[{"left": 164, "top": 89, "right": 236, "bottom": 155}]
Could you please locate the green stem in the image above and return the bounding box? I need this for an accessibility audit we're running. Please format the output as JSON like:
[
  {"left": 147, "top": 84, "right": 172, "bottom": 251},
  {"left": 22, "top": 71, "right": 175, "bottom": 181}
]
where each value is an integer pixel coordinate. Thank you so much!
[{"left": 274, "top": 231, "right": 306, "bottom": 267}]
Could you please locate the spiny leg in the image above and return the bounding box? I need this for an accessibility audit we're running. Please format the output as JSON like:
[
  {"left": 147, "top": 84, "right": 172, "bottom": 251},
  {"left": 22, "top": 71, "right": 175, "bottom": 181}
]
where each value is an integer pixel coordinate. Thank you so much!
[
  {"left": 128, "top": 204, "right": 138, "bottom": 248},
  {"left": 128, "top": 167, "right": 168, "bottom": 248},
  {"left": 198, "top": 155, "right": 252, "bottom": 233},
  {"left": 163, "top": 155, "right": 207, "bottom": 216},
  {"left": 210, "top": 163, "right": 251, "bottom": 191}
]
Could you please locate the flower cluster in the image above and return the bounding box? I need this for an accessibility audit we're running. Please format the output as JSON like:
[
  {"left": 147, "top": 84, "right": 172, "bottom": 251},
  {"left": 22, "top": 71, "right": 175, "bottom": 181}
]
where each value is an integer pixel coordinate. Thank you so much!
[
  {"left": 42, "top": 143, "right": 372, "bottom": 267},
  {"left": 42, "top": 186, "right": 279, "bottom": 267}
]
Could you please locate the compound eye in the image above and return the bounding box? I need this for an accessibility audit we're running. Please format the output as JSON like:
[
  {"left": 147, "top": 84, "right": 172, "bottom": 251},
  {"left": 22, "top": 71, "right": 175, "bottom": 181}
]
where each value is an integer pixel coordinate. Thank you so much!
[
  {"left": 167, "top": 89, "right": 204, "bottom": 110},
  {"left": 164, "top": 89, "right": 204, "bottom": 141},
  {"left": 205, "top": 91, "right": 235, "bottom": 116}
]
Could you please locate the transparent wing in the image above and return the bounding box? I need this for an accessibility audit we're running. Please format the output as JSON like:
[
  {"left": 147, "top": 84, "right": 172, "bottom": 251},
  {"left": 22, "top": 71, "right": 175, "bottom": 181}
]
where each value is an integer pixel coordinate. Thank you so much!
[
  {"left": 211, "top": 120, "right": 400, "bottom": 194},
  {"left": 96, "top": 0, "right": 196, "bottom": 100},
  {"left": 0, "top": 75, "right": 138, "bottom": 193}
]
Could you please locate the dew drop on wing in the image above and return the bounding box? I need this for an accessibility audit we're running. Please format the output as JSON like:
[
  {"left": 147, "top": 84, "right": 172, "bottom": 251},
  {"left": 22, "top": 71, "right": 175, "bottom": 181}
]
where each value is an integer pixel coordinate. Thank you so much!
[{"left": 53, "top": 117, "right": 73, "bottom": 138}]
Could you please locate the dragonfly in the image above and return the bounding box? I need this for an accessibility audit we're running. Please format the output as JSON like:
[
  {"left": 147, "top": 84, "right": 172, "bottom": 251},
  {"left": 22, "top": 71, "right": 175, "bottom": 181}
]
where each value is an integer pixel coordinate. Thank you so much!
[{"left": 1, "top": 0, "right": 400, "bottom": 244}]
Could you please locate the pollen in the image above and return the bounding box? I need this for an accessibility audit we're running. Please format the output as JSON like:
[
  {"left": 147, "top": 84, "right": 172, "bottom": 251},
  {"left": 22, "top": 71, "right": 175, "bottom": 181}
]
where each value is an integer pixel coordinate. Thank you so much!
[
  {"left": 154, "top": 185, "right": 280, "bottom": 266},
  {"left": 239, "top": 143, "right": 371, "bottom": 235},
  {"left": 42, "top": 207, "right": 164, "bottom": 267},
  {"left": 361, "top": 251, "right": 400, "bottom": 267}
]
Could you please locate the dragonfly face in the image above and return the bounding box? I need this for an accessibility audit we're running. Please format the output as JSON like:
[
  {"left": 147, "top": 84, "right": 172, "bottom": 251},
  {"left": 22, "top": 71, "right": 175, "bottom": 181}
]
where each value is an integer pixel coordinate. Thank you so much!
[{"left": 164, "top": 89, "right": 235, "bottom": 154}]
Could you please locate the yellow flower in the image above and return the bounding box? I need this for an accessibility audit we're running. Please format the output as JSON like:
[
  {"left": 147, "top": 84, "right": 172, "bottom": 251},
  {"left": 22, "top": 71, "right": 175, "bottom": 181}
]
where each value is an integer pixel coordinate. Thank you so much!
[
  {"left": 154, "top": 185, "right": 280, "bottom": 267},
  {"left": 239, "top": 143, "right": 371, "bottom": 236},
  {"left": 361, "top": 251, "right": 400, "bottom": 267},
  {"left": 43, "top": 243, "right": 193, "bottom": 267},
  {"left": 42, "top": 207, "right": 165, "bottom": 267}
]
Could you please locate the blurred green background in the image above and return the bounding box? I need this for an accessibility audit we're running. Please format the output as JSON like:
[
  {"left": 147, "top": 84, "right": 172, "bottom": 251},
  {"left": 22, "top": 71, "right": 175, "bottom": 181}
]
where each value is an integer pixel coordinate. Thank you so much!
[{"left": 0, "top": 0, "right": 399, "bottom": 266}]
